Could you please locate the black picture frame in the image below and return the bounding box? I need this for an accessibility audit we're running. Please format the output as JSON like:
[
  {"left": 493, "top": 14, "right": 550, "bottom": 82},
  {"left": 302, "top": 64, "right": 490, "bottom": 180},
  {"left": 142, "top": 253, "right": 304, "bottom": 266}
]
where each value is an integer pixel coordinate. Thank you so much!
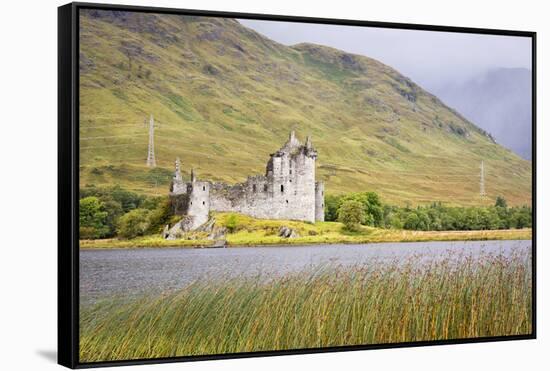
[{"left": 58, "top": 2, "right": 537, "bottom": 368}]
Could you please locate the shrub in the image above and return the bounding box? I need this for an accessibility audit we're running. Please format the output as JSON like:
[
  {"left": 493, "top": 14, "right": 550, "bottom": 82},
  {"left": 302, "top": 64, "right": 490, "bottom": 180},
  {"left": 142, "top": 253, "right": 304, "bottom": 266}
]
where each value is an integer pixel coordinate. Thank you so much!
[
  {"left": 79, "top": 196, "right": 109, "bottom": 239},
  {"left": 324, "top": 194, "right": 342, "bottom": 222},
  {"left": 225, "top": 214, "right": 239, "bottom": 233},
  {"left": 117, "top": 209, "right": 151, "bottom": 239},
  {"left": 495, "top": 196, "right": 508, "bottom": 208},
  {"left": 147, "top": 198, "right": 173, "bottom": 234},
  {"left": 337, "top": 200, "right": 365, "bottom": 232},
  {"left": 338, "top": 192, "right": 383, "bottom": 227}
]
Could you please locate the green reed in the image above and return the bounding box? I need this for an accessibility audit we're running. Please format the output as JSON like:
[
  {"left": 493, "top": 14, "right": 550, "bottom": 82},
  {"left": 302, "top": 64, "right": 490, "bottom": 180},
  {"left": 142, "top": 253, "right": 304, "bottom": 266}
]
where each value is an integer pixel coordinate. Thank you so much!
[{"left": 80, "top": 252, "right": 532, "bottom": 362}]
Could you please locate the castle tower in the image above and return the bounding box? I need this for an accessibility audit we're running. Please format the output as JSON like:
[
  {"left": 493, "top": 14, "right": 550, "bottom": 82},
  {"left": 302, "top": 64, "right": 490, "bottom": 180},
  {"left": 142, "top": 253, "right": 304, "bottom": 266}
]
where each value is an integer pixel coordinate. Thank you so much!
[
  {"left": 174, "top": 157, "right": 182, "bottom": 181},
  {"left": 287, "top": 130, "right": 300, "bottom": 149},
  {"left": 315, "top": 181, "right": 325, "bottom": 222},
  {"left": 263, "top": 131, "right": 318, "bottom": 222},
  {"left": 170, "top": 157, "right": 186, "bottom": 195},
  {"left": 187, "top": 170, "right": 210, "bottom": 228}
]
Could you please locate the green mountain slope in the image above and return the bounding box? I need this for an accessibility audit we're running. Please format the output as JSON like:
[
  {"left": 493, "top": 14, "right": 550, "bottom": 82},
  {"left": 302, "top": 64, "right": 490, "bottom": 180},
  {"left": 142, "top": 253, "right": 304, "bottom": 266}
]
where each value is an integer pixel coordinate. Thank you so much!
[{"left": 79, "top": 10, "right": 531, "bottom": 206}]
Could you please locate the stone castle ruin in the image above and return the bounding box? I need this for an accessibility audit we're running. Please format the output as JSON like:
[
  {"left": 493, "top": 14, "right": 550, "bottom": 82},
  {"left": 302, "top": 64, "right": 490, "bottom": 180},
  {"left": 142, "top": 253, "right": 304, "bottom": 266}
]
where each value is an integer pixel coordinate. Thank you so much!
[{"left": 169, "top": 131, "right": 325, "bottom": 231}]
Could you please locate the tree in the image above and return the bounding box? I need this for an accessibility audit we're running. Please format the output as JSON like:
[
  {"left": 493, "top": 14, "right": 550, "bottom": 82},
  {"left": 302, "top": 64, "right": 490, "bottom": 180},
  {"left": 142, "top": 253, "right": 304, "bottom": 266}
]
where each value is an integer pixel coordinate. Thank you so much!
[
  {"left": 79, "top": 197, "right": 109, "bottom": 239},
  {"left": 509, "top": 206, "right": 532, "bottom": 229},
  {"left": 102, "top": 199, "right": 124, "bottom": 237},
  {"left": 339, "top": 192, "right": 383, "bottom": 227},
  {"left": 363, "top": 192, "right": 383, "bottom": 227},
  {"left": 117, "top": 209, "right": 151, "bottom": 239},
  {"left": 495, "top": 196, "right": 508, "bottom": 208},
  {"left": 225, "top": 214, "right": 239, "bottom": 233},
  {"left": 146, "top": 198, "right": 173, "bottom": 234},
  {"left": 337, "top": 200, "right": 365, "bottom": 232},
  {"left": 111, "top": 185, "right": 144, "bottom": 212},
  {"left": 324, "top": 194, "right": 342, "bottom": 222},
  {"left": 403, "top": 212, "right": 420, "bottom": 230}
]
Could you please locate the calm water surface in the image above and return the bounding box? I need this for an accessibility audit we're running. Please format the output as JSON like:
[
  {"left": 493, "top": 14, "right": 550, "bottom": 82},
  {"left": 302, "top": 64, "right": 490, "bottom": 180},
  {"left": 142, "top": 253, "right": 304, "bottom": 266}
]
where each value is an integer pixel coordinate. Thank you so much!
[{"left": 80, "top": 240, "right": 531, "bottom": 304}]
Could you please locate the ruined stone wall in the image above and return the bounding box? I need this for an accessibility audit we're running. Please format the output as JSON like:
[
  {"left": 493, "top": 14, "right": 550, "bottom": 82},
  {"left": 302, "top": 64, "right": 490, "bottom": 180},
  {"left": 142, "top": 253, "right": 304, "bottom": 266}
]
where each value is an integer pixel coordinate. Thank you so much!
[
  {"left": 210, "top": 151, "right": 318, "bottom": 222},
  {"left": 171, "top": 133, "right": 325, "bottom": 226}
]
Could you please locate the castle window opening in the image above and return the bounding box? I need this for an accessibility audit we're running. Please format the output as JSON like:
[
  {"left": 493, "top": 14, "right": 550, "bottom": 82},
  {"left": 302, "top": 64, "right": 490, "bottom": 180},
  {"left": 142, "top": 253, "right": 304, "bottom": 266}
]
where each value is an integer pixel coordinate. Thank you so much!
[
  {"left": 253, "top": 184, "right": 257, "bottom": 193},
  {"left": 264, "top": 184, "right": 268, "bottom": 192},
  {"left": 202, "top": 201, "right": 205, "bottom": 205},
  {"left": 203, "top": 186, "right": 205, "bottom": 191},
  {"left": 286, "top": 200, "right": 288, "bottom": 203},
  {"left": 281, "top": 184, "right": 284, "bottom": 193}
]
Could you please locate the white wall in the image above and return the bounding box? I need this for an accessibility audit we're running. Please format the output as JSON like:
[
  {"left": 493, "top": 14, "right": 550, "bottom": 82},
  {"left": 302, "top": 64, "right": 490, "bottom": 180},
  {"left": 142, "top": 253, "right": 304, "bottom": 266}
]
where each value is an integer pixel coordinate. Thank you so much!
[{"left": 0, "top": 0, "right": 546, "bottom": 370}]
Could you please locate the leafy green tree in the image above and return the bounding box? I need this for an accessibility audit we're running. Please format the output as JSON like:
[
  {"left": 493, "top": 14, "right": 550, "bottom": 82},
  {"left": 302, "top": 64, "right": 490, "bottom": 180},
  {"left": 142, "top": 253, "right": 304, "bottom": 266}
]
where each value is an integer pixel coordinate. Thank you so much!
[
  {"left": 389, "top": 214, "right": 404, "bottom": 229},
  {"left": 495, "top": 196, "right": 508, "bottom": 208},
  {"left": 416, "top": 209, "right": 430, "bottom": 231},
  {"left": 339, "top": 192, "right": 383, "bottom": 227},
  {"left": 403, "top": 212, "right": 419, "bottom": 230},
  {"left": 324, "top": 194, "right": 342, "bottom": 222},
  {"left": 338, "top": 200, "right": 365, "bottom": 232},
  {"left": 225, "top": 214, "right": 239, "bottom": 233},
  {"left": 117, "top": 209, "right": 151, "bottom": 239},
  {"left": 111, "top": 185, "right": 145, "bottom": 212},
  {"left": 79, "top": 196, "right": 109, "bottom": 239},
  {"left": 363, "top": 192, "right": 383, "bottom": 227},
  {"left": 509, "top": 206, "right": 532, "bottom": 229},
  {"left": 147, "top": 198, "right": 173, "bottom": 234},
  {"left": 102, "top": 199, "right": 124, "bottom": 237}
]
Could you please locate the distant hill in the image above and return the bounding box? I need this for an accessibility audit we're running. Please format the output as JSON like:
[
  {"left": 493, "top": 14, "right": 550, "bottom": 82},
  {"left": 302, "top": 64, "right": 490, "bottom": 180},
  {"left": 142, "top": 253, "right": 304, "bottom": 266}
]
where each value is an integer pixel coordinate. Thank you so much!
[
  {"left": 78, "top": 10, "right": 532, "bottom": 207},
  {"left": 432, "top": 68, "right": 532, "bottom": 160}
]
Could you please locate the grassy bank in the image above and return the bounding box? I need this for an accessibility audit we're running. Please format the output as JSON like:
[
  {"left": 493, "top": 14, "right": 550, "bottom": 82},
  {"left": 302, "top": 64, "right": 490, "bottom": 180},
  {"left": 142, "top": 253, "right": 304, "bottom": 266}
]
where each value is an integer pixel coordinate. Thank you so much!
[
  {"left": 80, "top": 253, "right": 532, "bottom": 362},
  {"left": 80, "top": 212, "right": 532, "bottom": 249}
]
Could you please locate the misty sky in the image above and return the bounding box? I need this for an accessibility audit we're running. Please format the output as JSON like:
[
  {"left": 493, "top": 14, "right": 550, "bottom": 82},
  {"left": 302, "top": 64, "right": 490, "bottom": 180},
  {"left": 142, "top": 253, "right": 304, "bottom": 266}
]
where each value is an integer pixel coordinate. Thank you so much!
[{"left": 239, "top": 19, "right": 531, "bottom": 92}]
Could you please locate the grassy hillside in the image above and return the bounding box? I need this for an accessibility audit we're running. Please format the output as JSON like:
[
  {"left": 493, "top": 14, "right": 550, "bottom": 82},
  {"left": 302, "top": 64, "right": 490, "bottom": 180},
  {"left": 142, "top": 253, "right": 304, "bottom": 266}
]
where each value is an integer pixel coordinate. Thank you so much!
[{"left": 79, "top": 10, "right": 532, "bottom": 206}]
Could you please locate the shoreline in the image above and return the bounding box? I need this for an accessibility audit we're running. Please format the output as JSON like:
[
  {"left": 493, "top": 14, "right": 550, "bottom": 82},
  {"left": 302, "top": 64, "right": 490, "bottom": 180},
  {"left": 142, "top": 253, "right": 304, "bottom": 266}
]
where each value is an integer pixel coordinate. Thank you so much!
[
  {"left": 79, "top": 228, "right": 532, "bottom": 249},
  {"left": 80, "top": 238, "right": 532, "bottom": 251}
]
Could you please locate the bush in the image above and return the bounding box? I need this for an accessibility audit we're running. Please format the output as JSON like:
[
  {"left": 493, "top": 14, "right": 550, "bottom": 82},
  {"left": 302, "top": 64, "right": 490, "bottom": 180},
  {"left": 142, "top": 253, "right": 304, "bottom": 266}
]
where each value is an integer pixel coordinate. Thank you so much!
[
  {"left": 117, "top": 209, "right": 152, "bottom": 239},
  {"left": 392, "top": 202, "right": 531, "bottom": 232},
  {"left": 334, "top": 192, "right": 383, "bottom": 227},
  {"left": 495, "top": 196, "right": 508, "bottom": 208},
  {"left": 80, "top": 186, "right": 172, "bottom": 238},
  {"left": 146, "top": 198, "right": 173, "bottom": 234},
  {"left": 225, "top": 214, "right": 239, "bottom": 233},
  {"left": 338, "top": 200, "right": 365, "bottom": 232},
  {"left": 324, "top": 194, "right": 342, "bottom": 222},
  {"left": 79, "top": 197, "right": 109, "bottom": 239}
]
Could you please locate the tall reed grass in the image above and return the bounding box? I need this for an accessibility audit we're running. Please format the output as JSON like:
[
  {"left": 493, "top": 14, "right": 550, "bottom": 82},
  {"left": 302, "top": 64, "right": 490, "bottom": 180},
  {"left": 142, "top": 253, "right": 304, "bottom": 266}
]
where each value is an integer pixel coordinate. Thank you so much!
[{"left": 80, "top": 252, "right": 532, "bottom": 362}]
